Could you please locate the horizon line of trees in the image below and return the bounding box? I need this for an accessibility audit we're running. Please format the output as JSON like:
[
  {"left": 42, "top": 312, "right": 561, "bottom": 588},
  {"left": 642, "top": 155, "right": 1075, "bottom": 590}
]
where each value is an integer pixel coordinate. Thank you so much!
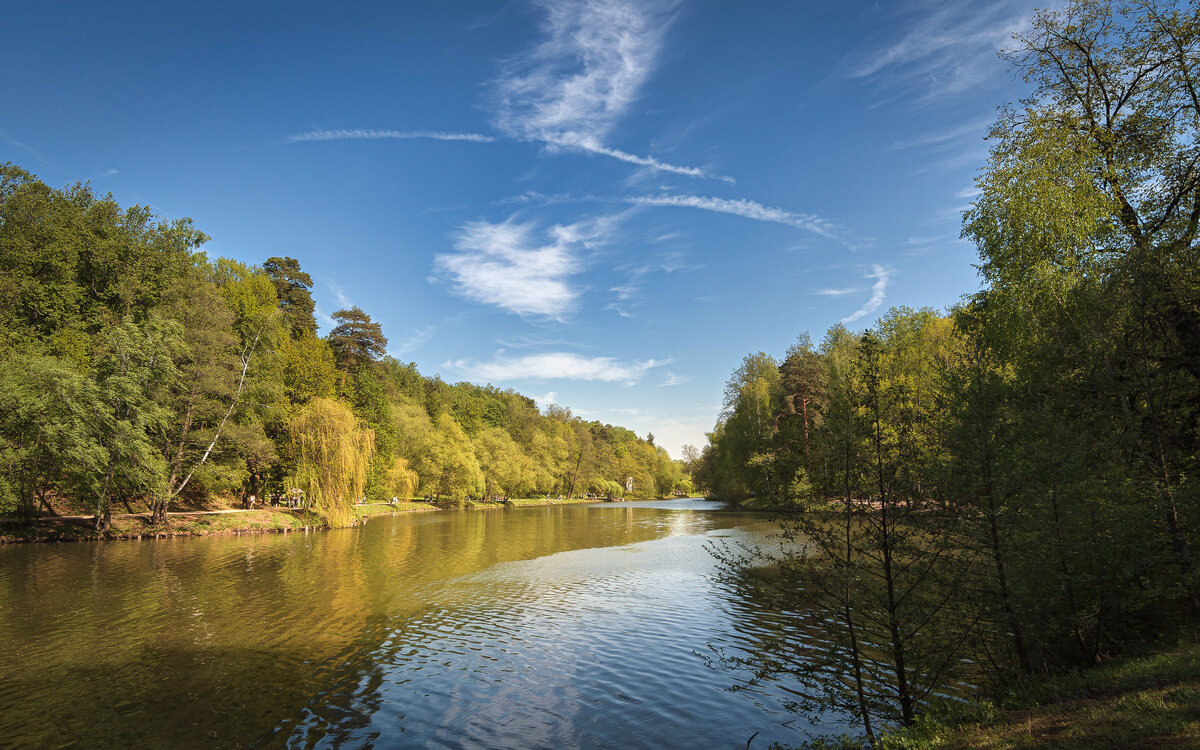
[
  {"left": 699, "top": 0, "right": 1200, "bottom": 744},
  {"left": 0, "top": 163, "right": 690, "bottom": 530}
]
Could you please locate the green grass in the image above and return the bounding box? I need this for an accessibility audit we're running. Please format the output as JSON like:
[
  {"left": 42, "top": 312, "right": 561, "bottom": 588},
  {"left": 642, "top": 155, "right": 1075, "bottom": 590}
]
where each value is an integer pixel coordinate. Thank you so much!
[
  {"left": 504, "top": 496, "right": 600, "bottom": 507},
  {"left": 736, "top": 495, "right": 782, "bottom": 511},
  {"left": 360, "top": 495, "right": 667, "bottom": 510},
  {"left": 881, "top": 642, "right": 1200, "bottom": 749},
  {"left": 172, "top": 510, "right": 321, "bottom": 534},
  {"left": 0, "top": 508, "right": 323, "bottom": 542},
  {"left": 351, "top": 501, "right": 438, "bottom": 519}
]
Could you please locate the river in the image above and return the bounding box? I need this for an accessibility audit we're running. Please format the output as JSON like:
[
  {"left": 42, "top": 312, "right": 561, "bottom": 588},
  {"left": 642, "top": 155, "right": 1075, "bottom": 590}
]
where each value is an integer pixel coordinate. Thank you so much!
[{"left": 0, "top": 499, "right": 842, "bottom": 748}]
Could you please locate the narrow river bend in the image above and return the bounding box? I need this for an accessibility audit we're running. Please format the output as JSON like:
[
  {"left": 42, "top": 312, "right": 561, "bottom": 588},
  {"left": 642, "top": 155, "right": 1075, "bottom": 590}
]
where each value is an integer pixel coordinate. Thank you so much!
[{"left": 0, "top": 500, "right": 840, "bottom": 748}]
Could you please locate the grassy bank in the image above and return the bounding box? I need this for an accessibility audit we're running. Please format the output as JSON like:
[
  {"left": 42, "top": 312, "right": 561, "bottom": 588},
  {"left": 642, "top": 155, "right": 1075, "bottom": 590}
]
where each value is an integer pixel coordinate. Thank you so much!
[
  {"left": 351, "top": 501, "right": 439, "bottom": 519},
  {"left": 505, "top": 495, "right": 611, "bottom": 507},
  {"left": 1, "top": 495, "right": 673, "bottom": 543},
  {"left": 877, "top": 642, "right": 1200, "bottom": 750},
  {"left": 0, "top": 508, "right": 324, "bottom": 543},
  {"left": 352, "top": 495, "right": 656, "bottom": 516}
]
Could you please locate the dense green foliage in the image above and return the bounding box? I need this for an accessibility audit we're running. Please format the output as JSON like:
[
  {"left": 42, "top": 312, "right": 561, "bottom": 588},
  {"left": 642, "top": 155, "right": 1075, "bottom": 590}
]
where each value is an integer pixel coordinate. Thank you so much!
[
  {"left": 0, "top": 164, "right": 687, "bottom": 528},
  {"left": 703, "top": 1, "right": 1200, "bottom": 745}
]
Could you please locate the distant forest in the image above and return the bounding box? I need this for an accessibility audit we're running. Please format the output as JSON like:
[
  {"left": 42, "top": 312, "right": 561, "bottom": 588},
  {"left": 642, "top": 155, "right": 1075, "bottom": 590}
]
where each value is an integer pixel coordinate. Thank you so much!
[{"left": 0, "top": 163, "right": 689, "bottom": 530}]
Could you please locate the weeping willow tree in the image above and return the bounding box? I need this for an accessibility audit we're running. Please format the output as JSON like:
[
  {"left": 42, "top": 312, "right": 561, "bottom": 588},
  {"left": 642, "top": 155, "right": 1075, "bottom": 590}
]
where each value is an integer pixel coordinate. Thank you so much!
[
  {"left": 384, "top": 456, "right": 419, "bottom": 501},
  {"left": 288, "top": 397, "right": 374, "bottom": 527}
]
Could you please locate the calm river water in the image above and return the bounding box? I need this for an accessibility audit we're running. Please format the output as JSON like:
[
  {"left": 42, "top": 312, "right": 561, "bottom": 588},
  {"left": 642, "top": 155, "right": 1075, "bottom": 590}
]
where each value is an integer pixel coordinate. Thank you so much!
[{"left": 0, "top": 499, "right": 840, "bottom": 748}]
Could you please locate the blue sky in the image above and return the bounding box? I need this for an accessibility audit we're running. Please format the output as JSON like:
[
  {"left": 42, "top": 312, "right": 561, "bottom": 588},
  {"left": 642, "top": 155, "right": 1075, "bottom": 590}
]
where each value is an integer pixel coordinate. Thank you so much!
[{"left": 2, "top": 0, "right": 1043, "bottom": 458}]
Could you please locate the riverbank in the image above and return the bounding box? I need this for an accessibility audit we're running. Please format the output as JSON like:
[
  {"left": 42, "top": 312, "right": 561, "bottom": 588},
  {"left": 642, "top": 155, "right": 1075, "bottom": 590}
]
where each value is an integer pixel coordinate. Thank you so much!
[
  {"left": 879, "top": 642, "right": 1200, "bottom": 749},
  {"left": 351, "top": 495, "right": 655, "bottom": 518},
  {"left": 0, "top": 496, "right": 668, "bottom": 543},
  {"left": 0, "top": 508, "right": 326, "bottom": 543}
]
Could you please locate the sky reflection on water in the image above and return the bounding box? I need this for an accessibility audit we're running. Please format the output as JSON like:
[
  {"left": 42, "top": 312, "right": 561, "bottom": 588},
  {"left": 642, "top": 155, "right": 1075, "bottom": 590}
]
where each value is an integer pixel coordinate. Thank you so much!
[{"left": 0, "top": 501, "right": 845, "bottom": 748}]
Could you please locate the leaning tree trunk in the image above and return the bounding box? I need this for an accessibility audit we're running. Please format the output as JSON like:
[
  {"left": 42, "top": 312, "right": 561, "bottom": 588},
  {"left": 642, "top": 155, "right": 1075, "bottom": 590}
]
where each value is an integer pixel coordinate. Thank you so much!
[
  {"left": 93, "top": 505, "right": 112, "bottom": 533},
  {"left": 152, "top": 317, "right": 273, "bottom": 526},
  {"left": 150, "top": 496, "right": 169, "bottom": 525},
  {"left": 92, "top": 467, "right": 115, "bottom": 533}
]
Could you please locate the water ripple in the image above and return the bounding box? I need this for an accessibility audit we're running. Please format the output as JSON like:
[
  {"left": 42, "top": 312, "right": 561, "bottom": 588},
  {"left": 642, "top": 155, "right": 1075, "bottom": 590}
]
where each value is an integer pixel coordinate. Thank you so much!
[{"left": 0, "top": 503, "right": 842, "bottom": 749}]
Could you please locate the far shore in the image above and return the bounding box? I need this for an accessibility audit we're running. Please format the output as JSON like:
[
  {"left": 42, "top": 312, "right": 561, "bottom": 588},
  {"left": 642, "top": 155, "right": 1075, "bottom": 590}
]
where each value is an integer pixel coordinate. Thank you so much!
[{"left": 0, "top": 495, "right": 690, "bottom": 544}]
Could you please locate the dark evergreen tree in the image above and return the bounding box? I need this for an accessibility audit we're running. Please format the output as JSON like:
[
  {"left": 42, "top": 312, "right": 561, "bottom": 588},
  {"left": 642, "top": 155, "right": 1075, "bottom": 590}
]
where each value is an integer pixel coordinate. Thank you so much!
[
  {"left": 328, "top": 306, "right": 388, "bottom": 372},
  {"left": 263, "top": 256, "right": 317, "bottom": 338}
]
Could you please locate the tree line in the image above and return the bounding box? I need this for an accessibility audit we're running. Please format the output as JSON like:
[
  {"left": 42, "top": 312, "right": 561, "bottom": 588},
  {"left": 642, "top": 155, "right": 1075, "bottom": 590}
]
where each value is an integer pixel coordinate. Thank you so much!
[
  {"left": 0, "top": 164, "right": 689, "bottom": 531},
  {"left": 699, "top": 1, "right": 1199, "bottom": 744}
]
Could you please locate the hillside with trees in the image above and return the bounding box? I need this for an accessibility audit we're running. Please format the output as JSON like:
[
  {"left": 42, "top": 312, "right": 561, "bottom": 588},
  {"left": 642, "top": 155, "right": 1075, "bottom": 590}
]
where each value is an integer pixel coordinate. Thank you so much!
[{"left": 0, "top": 163, "right": 689, "bottom": 532}]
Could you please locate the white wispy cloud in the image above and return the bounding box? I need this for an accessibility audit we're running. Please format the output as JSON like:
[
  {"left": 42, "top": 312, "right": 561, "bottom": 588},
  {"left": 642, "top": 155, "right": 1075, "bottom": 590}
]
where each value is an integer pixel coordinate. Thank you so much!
[
  {"left": 433, "top": 213, "right": 620, "bottom": 318},
  {"left": 0, "top": 131, "right": 41, "bottom": 159},
  {"left": 817, "top": 287, "right": 860, "bottom": 297},
  {"left": 327, "top": 282, "right": 352, "bottom": 309},
  {"left": 286, "top": 128, "right": 495, "bottom": 143},
  {"left": 913, "top": 142, "right": 994, "bottom": 175},
  {"left": 491, "top": 0, "right": 722, "bottom": 180},
  {"left": 560, "top": 137, "right": 735, "bottom": 182},
  {"left": 603, "top": 252, "right": 700, "bottom": 312},
  {"left": 842, "top": 265, "right": 894, "bottom": 324},
  {"left": 493, "top": 190, "right": 585, "bottom": 207},
  {"left": 492, "top": 0, "right": 664, "bottom": 143},
  {"left": 887, "top": 117, "right": 994, "bottom": 152},
  {"left": 610, "top": 285, "right": 638, "bottom": 301},
  {"left": 935, "top": 203, "right": 976, "bottom": 222},
  {"left": 391, "top": 325, "right": 436, "bottom": 357},
  {"left": 495, "top": 335, "right": 595, "bottom": 350},
  {"left": 845, "top": 1, "right": 1034, "bottom": 98},
  {"left": 659, "top": 371, "right": 689, "bottom": 387},
  {"left": 447, "top": 352, "right": 664, "bottom": 385},
  {"left": 284, "top": 2, "right": 728, "bottom": 181},
  {"left": 313, "top": 303, "right": 330, "bottom": 334},
  {"left": 626, "top": 193, "right": 836, "bottom": 237},
  {"left": 535, "top": 391, "right": 558, "bottom": 407}
]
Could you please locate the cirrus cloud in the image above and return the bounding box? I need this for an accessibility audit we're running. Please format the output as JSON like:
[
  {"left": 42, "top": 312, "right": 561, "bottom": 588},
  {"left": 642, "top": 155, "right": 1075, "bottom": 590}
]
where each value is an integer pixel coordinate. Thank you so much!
[
  {"left": 842, "top": 265, "right": 894, "bottom": 324},
  {"left": 491, "top": 0, "right": 724, "bottom": 180},
  {"left": 433, "top": 213, "right": 622, "bottom": 319},
  {"left": 493, "top": 0, "right": 670, "bottom": 146},
  {"left": 626, "top": 193, "right": 836, "bottom": 238},
  {"left": 285, "top": 128, "right": 495, "bottom": 143},
  {"left": 845, "top": 0, "right": 1033, "bottom": 99},
  {"left": 446, "top": 352, "right": 665, "bottom": 386}
]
